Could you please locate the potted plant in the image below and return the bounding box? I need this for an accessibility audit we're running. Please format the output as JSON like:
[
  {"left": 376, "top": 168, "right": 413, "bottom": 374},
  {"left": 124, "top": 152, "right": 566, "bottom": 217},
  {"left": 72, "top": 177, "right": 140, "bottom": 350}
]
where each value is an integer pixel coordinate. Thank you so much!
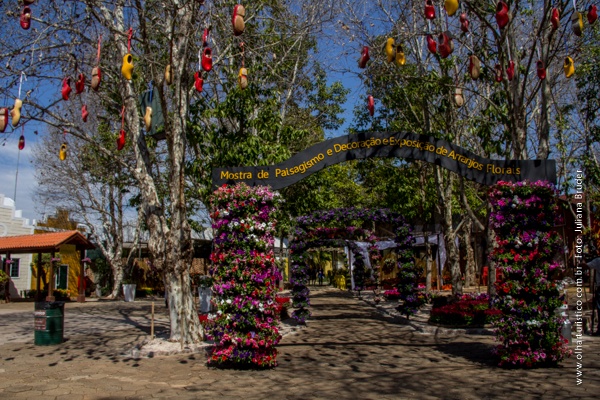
[{"left": 122, "top": 275, "right": 136, "bottom": 302}]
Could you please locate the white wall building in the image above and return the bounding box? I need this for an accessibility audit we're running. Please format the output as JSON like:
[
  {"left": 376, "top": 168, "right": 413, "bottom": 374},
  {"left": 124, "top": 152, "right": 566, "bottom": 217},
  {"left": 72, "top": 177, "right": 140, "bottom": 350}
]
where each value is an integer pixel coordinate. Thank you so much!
[{"left": 0, "top": 194, "right": 35, "bottom": 299}]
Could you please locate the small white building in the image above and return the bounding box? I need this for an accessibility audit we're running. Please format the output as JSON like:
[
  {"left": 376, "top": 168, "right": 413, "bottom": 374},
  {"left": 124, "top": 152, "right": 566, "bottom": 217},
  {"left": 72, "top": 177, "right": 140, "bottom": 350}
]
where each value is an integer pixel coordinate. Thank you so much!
[{"left": 0, "top": 194, "right": 35, "bottom": 299}]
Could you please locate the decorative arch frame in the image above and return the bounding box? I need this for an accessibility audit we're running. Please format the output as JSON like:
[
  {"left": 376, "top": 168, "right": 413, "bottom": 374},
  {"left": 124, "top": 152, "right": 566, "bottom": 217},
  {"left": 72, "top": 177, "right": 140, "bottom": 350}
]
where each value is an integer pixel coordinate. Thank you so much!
[{"left": 288, "top": 208, "right": 416, "bottom": 322}]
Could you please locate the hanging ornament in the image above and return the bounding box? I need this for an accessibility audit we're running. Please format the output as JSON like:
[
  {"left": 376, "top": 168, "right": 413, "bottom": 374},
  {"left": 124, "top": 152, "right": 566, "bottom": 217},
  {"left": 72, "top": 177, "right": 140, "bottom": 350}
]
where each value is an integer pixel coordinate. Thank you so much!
[
  {"left": 495, "top": 1, "right": 510, "bottom": 29},
  {"left": 11, "top": 73, "right": 25, "bottom": 127},
  {"left": 506, "top": 60, "right": 515, "bottom": 81},
  {"left": 18, "top": 134, "right": 25, "bottom": 150},
  {"left": 444, "top": 0, "right": 459, "bottom": 16},
  {"left": 117, "top": 106, "right": 126, "bottom": 150},
  {"left": 536, "top": 60, "right": 546, "bottom": 80},
  {"left": 563, "top": 56, "right": 575, "bottom": 78},
  {"left": 460, "top": 13, "right": 469, "bottom": 32},
  {"left": 384, "top": 38, "right": 395, "bottom": 63},
  {"left": 454, "top": 87, "right": 464, "bottom": 107},
  {"left": 572, "top": 12, "right": 583, "bottom": 36},
  {"left": 588, "top": 5, "right": 598, "bottom": 24},
  {"left": 424, "top": 0, "right": 436, "bottom": 20},
  {"left": 194, "top": 71, "right": 204, "bottom": 92},
  {"left": 143, "top": 86, "right": 152, "bottom": 131},
  {"left": 81, "top": 104, "right": 89, "bottom": 122},
  {"left": 24, "top": 0, "right": 34, "bottom": 4},
  {"left": 395, "top": 44, "right": 406, "bottom": 66},
  {"left": 367, "top": 95, "right": 374, "bottom": 116},
  {"left": 469, "top": 55, "right": 481, "bottom": 80},
  {"left": 238, "top": 67, "right": 248, "bottom": 89},
  {"left": 358, "top": 46, "right": 370, "bottom": 68},
  {"left": 121, "top": 28, "right": 134, "bottom": 80},
  {"left": 426, "top": 34, "right": 437, "bottom": 54},
  {"left": 59, "top": 142, "right": 67, "bottom": 161},
  {"left": 495, "top": 64, "right": 503, "bottom": 82},
  {"left": 165, "top": 65, "right": 172, "bottom": 85},
  {"left": 437, "top": 32, "right": 454, "bottom": 58},
  {"left": 61, "top": 77, "right": 72, "bottom": 100},
  {"left": 0, "top": 108, "right": 7, "bottom": 133},
  {"left": 232, "top": 4, "right": 246, "bottom": 36},
  {"left": 75, "top": 73, "right": 85, "bottom": 94},
  {"left": 20, "top": 6, "right": 31, "bottom": 30},
  {"left": 91, "top": 36, "right": 102, "bottom": 91},
  {"left": 202, "top": 47, "right": 213, "bottom": 72},
  {"left": 202, "top": 28, "right": 210, "bottom": 47},
  {"left": 550, "top": 8, "right": 560, "bottom": 30}
]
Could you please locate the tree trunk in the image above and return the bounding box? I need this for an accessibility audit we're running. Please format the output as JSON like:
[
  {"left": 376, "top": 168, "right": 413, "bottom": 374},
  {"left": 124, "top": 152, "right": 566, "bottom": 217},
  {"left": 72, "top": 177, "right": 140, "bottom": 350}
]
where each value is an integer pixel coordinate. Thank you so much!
[
  {"left": 462, "top": 218, "right": 476, "bottom": 287},
  {"left": 435, "top": 167, "right": 462, "bottom": 295}
]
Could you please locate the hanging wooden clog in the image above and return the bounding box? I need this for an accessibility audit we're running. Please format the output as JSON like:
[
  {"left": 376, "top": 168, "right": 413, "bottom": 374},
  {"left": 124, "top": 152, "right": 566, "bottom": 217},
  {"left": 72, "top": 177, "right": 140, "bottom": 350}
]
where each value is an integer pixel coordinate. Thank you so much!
[
  {"left": 238, "top": 67, "right": 248, "bottom": 89},
  {"left": 469, "top": 55, "right": 481, "bottom": 80},
  {"left": 202, "top": 47, "right": 213, "bottom": 72},
  {"left": 358, "top": 46, "right": 370, "bottom": 68},
  {"left": 495, "top": 1, "right": 510, "bottom": 29},
  {"left": 454, "top": 87, "right": 464, "bottom": 107},
  {"left": 143, "top": 87, "right": 152, "bottom": 129},
  {"left": 18, "top": 134, "right": 25, "bottom": 150},
  {"left": 0, "top": 108, "right": 7, "bottom": 133},
  {"left": 91, "top": 36, "right": 102, "bottom": 91},
  {"left": 589, "top": 5, "right": 598, "bottom": 24},
  {"left": 550, "top": 8, "right": 560, "bottom": 30},
  {"left": 564, "top": 56, "right": 575, "bottom": 78},
  {"left": 82, "top": 104, "right": 89, "bottom": 122},
  {"left": 367, "top": 95, "right": 374, "bottom": 116},
  {"left": 11, "top": 98, "right": 22, "bottom": 127},
  {"left": 424, "top": 0, "right": 436, "bottom": 20},
  {"left": 118, "top": 105, "right": 127, "bottom": 150},
  {"left": 506, "top": 60, "right": 515, "bottom": 81},
  {"left": 460, "top": 13, "right": 469, "bottom": 32},
  {"left": 395, "top": 44, "right": 406, "bottom": 66},
  {"left": 75, "top": 73, "right": 85, "bottom": 94},
  {"left": 61, "top": 77, "right": 72, "bottom": 100},
  {"left": 426, "top": 34, "right": 437, "bottom": 54},
  {"left": 572, "top": 12, "right": 583, "bottom": 36},
  {"left": 537, "top": 60, "right": 546, "bottom": 80},
  {"left": 495, "top": 64, "right": 503, "bottom": 82},
  {"left": 59, "top": 143, "right": 67, "bottom": 161},
  {"left": 384, "top": 38, "right": 395, "bottom": 63},
  {"left": 20, "top": 6, "right": 31, "bottom": 30},
  {"left": 232, "top": 4, "right": 246, "bottom": 36},
  {"left": 121, "top": 28, "right": 134, "bottom": 80},
  {"left": 437, "top": 32, "right": 454, "bottom": 58},
  {"left": 444, "top": 0, "right": 459, "bottom": 16},
  {"left": 194, "top": 71, "right": 204, "bottom": 92}
]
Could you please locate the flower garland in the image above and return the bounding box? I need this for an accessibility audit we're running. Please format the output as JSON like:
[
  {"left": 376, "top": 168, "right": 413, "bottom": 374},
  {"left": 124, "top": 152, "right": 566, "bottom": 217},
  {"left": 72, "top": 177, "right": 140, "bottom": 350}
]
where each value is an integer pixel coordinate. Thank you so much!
[
  {"left": 489, "top": 181, "right": 571, "bottom": 367},
  {"left": 207, "top": 183, "right": 283, "bottom": 368},
  {"left": 289, "top": 207, "right": 416, "bottom": 322}
]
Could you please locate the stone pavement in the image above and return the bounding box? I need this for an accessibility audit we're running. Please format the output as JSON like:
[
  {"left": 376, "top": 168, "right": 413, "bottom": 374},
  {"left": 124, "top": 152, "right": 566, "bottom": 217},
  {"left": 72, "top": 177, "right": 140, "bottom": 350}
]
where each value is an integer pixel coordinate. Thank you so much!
[{"left": 0, "top": 288, "right": 598, "bottom": 399}]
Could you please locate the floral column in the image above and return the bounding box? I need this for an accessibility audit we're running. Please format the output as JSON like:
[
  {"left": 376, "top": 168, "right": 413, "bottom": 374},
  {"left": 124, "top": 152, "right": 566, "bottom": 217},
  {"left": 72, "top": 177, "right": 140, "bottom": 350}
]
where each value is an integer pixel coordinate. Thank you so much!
[
  {"left": 489, "top": 181, "right": 571, "bottom": 367},
  {"left": 207, "top": 183, "right": 283, "bottom": 368}
]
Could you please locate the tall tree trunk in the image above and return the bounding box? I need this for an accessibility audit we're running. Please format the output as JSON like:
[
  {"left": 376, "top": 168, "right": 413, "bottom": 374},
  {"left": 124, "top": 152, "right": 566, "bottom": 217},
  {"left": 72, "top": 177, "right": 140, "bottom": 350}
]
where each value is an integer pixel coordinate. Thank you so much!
[
  {"left": 435, "top": 167, "right": 462, "bottom": 295},
  {"left": 462, "top": 218, "right": 476, "bottom": 287}
]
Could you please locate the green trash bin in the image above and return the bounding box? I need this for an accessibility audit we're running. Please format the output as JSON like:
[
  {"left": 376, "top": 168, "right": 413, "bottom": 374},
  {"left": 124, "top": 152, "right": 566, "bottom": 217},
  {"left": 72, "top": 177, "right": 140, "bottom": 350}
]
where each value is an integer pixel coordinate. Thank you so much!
[{"left": 34, "top": 301, "right": 65, "bottom": 345}]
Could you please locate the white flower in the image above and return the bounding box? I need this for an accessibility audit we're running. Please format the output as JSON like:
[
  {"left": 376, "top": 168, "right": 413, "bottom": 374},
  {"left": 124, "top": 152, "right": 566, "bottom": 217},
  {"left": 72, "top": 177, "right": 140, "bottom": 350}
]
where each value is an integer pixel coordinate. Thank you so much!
[{"left": 226, "top": 299, "right": 232, "bottom": 304}]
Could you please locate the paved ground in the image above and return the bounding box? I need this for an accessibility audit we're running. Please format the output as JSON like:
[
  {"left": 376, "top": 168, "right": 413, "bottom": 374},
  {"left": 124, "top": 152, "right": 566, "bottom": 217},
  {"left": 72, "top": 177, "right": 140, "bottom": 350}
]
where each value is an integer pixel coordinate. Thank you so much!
[{"left": 0, "top": 288, "right": 598, "bottom": 399}]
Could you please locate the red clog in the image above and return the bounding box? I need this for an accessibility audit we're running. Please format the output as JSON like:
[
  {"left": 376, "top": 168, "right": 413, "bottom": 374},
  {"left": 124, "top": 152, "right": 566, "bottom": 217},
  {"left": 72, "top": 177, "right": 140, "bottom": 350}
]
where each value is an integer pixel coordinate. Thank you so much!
[
  {"left": 358, "top": 46, "right": 370, "bottom": 68},
  {"left": 495, "top": 64, "right": 503, "bottom": 82},
  {"left": 424, "top": 0, "right": 436, "bottom": 20},
  {"left": 18, "top": 135, "right": 25, "bottom": 150},
  {"left": 20, "top": 7, "right": 31, "bottom": 30},
  {"left": 506, "top": 60, "right": 515, "bottom": 81},
  {"left": 367, "top": 95, "right": 374, "bottom": 116},
  {"left": 202, "top": 28, "right": 210, "bottom": 47},
  {"left": 202, "top": 47, "right": 212, "bottom": 72},
  {"left": 589, "top": 5, "right": 598, "bottom": 24},
  {"left": 61, "top": 77, "right": 72, "bottom": 101},
  {"left": 82, "top": 104, "right": 89, "bottom": 122},
  {"left": 537, "top": 60, "right": 546, "bottom": 80},
  {"left": 437, "top": 32, "right": 454, "bottom": 58},
  {"left": 194, "top": 71, "right": 204, "bottom": 93},
  {"left": 426, "top": 34, "right": 437, "bottom": 54},
  {"left": 550, "top": 8, "right": 560, "bottom": 30},
  {"left": 460, "top": 13, "right": 469, "bottom": 32},
  {"left": 75, "top": 73, "right": 85, "bottom": 94},
  {"left": 117, "top": 129, "right": 126, "bottom": 151},
  {"left": 495, "top": 1, "right": 510, "bottom": 29}
]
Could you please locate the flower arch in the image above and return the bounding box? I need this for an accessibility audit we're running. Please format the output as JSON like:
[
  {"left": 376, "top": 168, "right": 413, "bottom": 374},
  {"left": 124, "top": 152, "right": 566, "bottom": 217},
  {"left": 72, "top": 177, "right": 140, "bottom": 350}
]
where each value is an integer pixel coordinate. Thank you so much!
[{"left": 289, "top": 208, "right": 417, "bottom": 322}]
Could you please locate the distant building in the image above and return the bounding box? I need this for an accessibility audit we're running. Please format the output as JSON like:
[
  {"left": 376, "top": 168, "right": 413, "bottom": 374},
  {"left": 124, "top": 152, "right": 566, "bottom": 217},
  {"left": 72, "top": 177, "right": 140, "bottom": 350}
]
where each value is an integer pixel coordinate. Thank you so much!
[{"left": 0, "top": 194, "right": 35, "bottom": 299}]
